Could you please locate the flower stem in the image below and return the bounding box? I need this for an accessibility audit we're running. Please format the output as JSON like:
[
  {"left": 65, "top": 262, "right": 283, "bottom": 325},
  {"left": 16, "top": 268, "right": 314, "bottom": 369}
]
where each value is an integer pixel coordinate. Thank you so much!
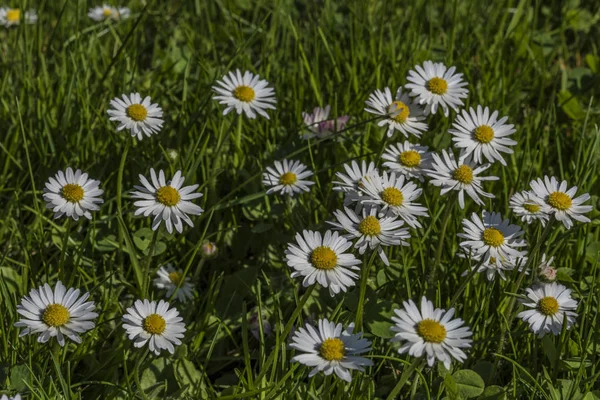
[
  {"left": 142, "top": 230, "right": 159, "bottom": 296},
  {"left": 430, "top": 195, "right": 457, "bottom": 286},
  {"left": 355, "top": 250, "right": 378, "bottom": 332}
]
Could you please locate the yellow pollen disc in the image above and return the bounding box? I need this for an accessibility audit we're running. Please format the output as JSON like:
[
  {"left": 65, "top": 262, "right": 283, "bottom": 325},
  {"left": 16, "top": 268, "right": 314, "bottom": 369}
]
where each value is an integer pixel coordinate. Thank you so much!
[
  {"left": 310, "top": 246, "right": 338, "bottom": 270},
  {"left": 416, "top": 319, "right": 447, "bottom": 343},
  {"left": 474, "top": 125, "right": 495, "bottom": 144},
  {"left": 233, "top": 85, "right": 256, "bottom": 102},
  {"left": 319, "top": 337, "right": 345, "bottom": 361},
  {"left": 6, "top": 9, "right": 20, "bottom": 22},
  {"left": 279, "top": 172, "right": 297, "bottom": 185},
  {"left": 538, "top": 296, "right": 559, "bottom": 316},
  {"left": 452, "top": 165, "right": 474, "bottom": 184},
  {"left": 389, "top": 101, "right": 410, "bottom": 123},
  {"left": 143, "top": 314, "right": 167, "bottom": 335},
  {"left": 42, "top": 304, "right": 70, "bottom": 327},
  {"left": 547, "top": 192, "right": 572, "bottom": 211},
  {"left": 399, "top": 150, "right": 421, "bottom": 168},
  {"left": 358, "top": 216, "right": 382, "bottom": 236},
  {"left": 168, "top": 271, "right": 182, "bottom": 285},
  {"left": 61, "top": 183, "right": 85, "bottom": 203},
  {"left": 102, "top": 8, "right": 112, "bottom": 17},
  {"left": 381, "top": 187, "right": 404, "bottom": 207},
  {"left": 156, "top": 186, "right": 181, "bottom": 207},
  {"left": 489, "top": 257, "right": 497, "bottom": 264},
  {"left": 524, "top": 203, "right": 541, "bottom": 213},
  {"left": 126, "top": 104, "right": 148, "bottom": 122},
  {"left": 482, "top": 228, "right": 504, "bottom": 247},
  {"left": 426, "top": 77, "right": 448, "bottom": 95}
]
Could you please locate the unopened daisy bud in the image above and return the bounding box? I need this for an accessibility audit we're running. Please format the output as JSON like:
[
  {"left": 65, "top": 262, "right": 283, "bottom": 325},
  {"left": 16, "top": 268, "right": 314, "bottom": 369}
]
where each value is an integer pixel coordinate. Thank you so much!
[
  {"left": 537, "top": 253, "right": 557, "bottom": 283},
  {"left": 249, "top": 313, "right": 271, "bottom": 340},
  {"left": 166, "top": 148, "right": 179, "bottom": 161},
  {"left": 201, "top": 241, "right": 218, "bottom": 258}
]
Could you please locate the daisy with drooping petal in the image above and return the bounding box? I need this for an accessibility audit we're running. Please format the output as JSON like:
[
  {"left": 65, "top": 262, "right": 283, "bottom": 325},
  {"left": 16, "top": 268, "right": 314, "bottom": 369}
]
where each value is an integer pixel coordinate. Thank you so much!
[
  {"left": 131, "top": 169, "right": 203, "bottom": 234},
  {"left": 290, "top": 318, "right": 373, "bottom": 383},
  {"left": 88, "top": 5, "right": 130, "bottom": 21},
  {"left": 107, "top": 93, "right": 164, "bottom": 140},
  {"left": 382, "top": 141, "right": 433, "bottom": 182},
  {"left": 364, "top": 87, "right": 428, "bottom": 138},
  {"left": 405, "top": 61, "right": 468, "bottom": 117},
  {"left": 302, "top": 105, "right": 350, "bottom": 139},
  {"left": 509, "top": 190, "right": 551, "bottom": 226},
  {"left": 0, "top": 8, "right": 37, "bottom": 26},
  {"left": 285, "top": 230, "right": 361, "bottom": 296},
  {"left": 332, "top": 160, "right": 378, "bottom": 202},
  {"left": 426, "top": 149, "right": 498, "bottom": 209},
  {"left": 154, "top": 264, "right": 194, "bottom": 303},
  {"left": 461, "top": 253, "right": 527, "bottom": 281},
  {"left": 262, "top": 159, "right": 315, "bottom": 196},
  {"left": 122, "top": 299, "right": 186, "bottom": 355},
  {"left": 14, "top": 281, "right": 97, "bottom": 347},
  {"left": 43, "top": 167, "right": 104, "bottom": 221},
  {"left": 212, "top": 69, "right": 276, "bottom": 119},
  {"left": 518, "top": 283, "right": 577, "bottom": 336},
  {"left": 529, "top": 176, "right": 593, "bottom": 229},
  {"left": 390, "top": 296, "right": 473, "bottom": 369}
]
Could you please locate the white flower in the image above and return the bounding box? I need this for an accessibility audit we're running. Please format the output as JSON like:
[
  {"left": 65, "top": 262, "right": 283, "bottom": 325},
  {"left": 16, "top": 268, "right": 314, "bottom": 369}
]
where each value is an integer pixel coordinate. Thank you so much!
[
  {"left": 509, "top": 191, "right": 551, "bottom": 226},
  {"left": 333, "top": 161, "right": 378, "bottom": 205},
  {"left": 518, "top": 283, "right": 577, "bottom": 336},
  {"left": 390, "top": 297, "right": 473, "bottom": 369},
  {"left": 302, "top": 105, "right": 350, "bottom": 139},
  {"left": 262, "top": 159, "right": 314, "bottom": 196},
  {"left": 154, "top": 264, "right": 194, "bottom": 303},
  {"left": 108, "top": 93, "right": 164, "bottom": 140},
  {"left": 43, "top": 167, "right": 104, "bottom": 221},
  {"left": 364, "top": 87, "right": 428, "bottom": 138},
  {"left": 529, "top": 176, "right": 593, "bottom": 229},
  {"left": 537, "top": 253, "right": 557, "bottom": 283},
  {"left": 212, "top": 69, "right": 276, "bottom": 119},
  {"left": 461, "top": 253, "right": 527, "bottom": 281},
  {"left": 328, "top": 206, "right": 410, "bottom": 266},
  {"left": 426, "top": 149, "right": 498, "bottom": 209},
  {"left": 290, "top": 319, "right": 373, "bottom": 383},
  {"left": 88, "top": 5, "right": 130, "bottom": 21},
  {"left": 405, "top": 61, "right": 468, "bottom": 117},
  {"left": 201, "top": 241, "right": 218, "bottom": 258},
  {"left": 285, "top": 230, "right": 361, "bottom": 296},
  {"left": 0, "top": 8, "right": 37, "bottom": 26},
  {"left": 14, "top": 281, "right": 97, "bottom": 347},
  {"left": 449, "top": 105, "right": 517, "bottom": 166},
  {"left": 382, "top": 141, "right": 433, "bottom": 182},
  {"left": 1, "top": 394, "right": 21, "bottom": 400},
  {"left": 131, "top": 169, "right": 203, "bottom": 234},
  {"left": 122, "top": 299, "right": 186, "bottom": 355}
]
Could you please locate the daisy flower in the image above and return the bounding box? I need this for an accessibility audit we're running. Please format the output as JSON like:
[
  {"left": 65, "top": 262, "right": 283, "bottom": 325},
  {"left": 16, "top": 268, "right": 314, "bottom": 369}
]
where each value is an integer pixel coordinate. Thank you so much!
[
  {"left": 262, "top": 159, "right": 315, "bottom": 196},
  {"left": 390, "top": 296, "right": 473, "bottom": 369},
  {"left": 285, "top": 230, "right": 361, "bottom": 296},
  {"left": 14, "top": 281, "right": 97, "bottom": 346},
  {"left": 212, "top": 69, "right": 276, "bottom": 119},
  {"left": 529, "top": 176, "right": 593, "bottom": 229},
  {"left": 461, "top": 253, "right": 527, "bottom": 281},
  {"left": 509, "top": 190, "right": 551, "bottom": 226},
  {"left": 450, "top": 105, "right": 517, "bottom": 166},
  {"left": 122, "top": 299, "right": 186, "bottom": 355},
  {"left": 131, "top": 169, "right": 203, "bottom": 234},
  {"left": 328, "top": 206, "right": 410, "bottom": 266},
  {"left": 537, "top": 253, "right": 557, "bottom": 283},
  {"left": 1, "top": 394, "right": 21, "bottom": 400},
  {"left": 332, "top": 160, "right": 378, "bottom": 199},
  {"left": 364, "top": 87, "right": 428, "bottom": 138},
  {"left": 0, "top": 8, "right": 37, "bottom": 26},
  {"left": 107, "top": 93, "right": 163, "bottom": 140},
  {"left": 290, "top": 318, "right": 373, "bottom": 383},
  {"left": 426, "top": 149, "right": 498, "bottom": 209},
  {"left": 382, "top": 141, "right": 433, "bottom": 182},
  {"left": 518, "top": 283, "right": 578, "bottom": 336},
  {"left": 405, "top": 61, "right": 468, "bottom": 117},
  {"left": 43, "top": 167, "right": 104, "bottom": 221},
  {"left": 153, "top": 264, "right": 194, "bottom": 303},
  {"left": 88, "top": 5, "right": 130, "bottom": 21},
  {"left": 302, "top": 105, "right": 350, "bottom": 139}
]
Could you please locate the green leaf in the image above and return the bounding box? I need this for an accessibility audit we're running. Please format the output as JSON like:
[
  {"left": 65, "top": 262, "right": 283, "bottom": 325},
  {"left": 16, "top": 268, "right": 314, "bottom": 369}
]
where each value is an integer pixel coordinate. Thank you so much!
[
  {"left": 251, "top": 223, "right": 273, "bottom": 233},
  {"left": 0, "top": 267, "right": 21, "bottom": 295},
  {"left": 444, "top": 373, "right": 460, "bottom": 399},
  {"left": 557, "top": 90, "right": 585, "bottom": 120},
  {"left": 453, "top": 369, "right": 485, "bottom": 398},
  {"left": 175, "top": 359, "right": 203, "bottom": 388},
  {"left": 542, "top": 335, "right": 558, "bottom": 365},
  {"left": 582, "top": 392, "right": 600, "bottom": 400},
  {"left": 479, "top": 385, "right": 505, "bottom": 399},
  {"left": 10, "top": 364, "right": 31, "bottom": 391},
  {"left": 133, "top": 228, "right": 155, "bottom": 251},
  {"left": 367, "top": 320, "right": 394, "bottom": 339}
]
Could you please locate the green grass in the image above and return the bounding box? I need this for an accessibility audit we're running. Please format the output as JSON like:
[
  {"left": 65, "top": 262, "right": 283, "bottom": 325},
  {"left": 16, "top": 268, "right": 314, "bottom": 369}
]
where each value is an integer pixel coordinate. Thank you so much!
[{"left": 1, "top": 0, "right": 599, "bottom": 399}]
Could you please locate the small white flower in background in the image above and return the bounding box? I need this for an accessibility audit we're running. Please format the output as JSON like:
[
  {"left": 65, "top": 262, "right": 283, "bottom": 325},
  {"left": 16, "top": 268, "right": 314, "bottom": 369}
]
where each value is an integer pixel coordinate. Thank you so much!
[
  {"left": 537, "top": 253, "right": 557, "bottom": 283},
  {"left": 364, "top": 87, "right": 428, "bottom": 138},
  {"left": 460, "top": 253, "right": 527, "bottom": 281},
  {"left": 131, "top": 168, "right": 203, "bottom": 234},
  {"left": 426, "top": 149, "right": 498, "bottom": 209},
  {"left": 43, "top": 167, "right": 104, "bottom": 221},
  {"left": 88, "top": 5, "right": 130, "bottom": 21},
  {"left": 328, "top": 206, "right": 410, "bottom": 266},
  {"left": 405, "top": 60, "right": 469, "bottom": 116},
  {"left": 1, "top": 394, "right": 21, "bottom": 400},
  {"left": 382, "top": 141, "right": 433, "bottom": 182},
  {"left": 285, "top": 230, "right": 361, "bottom": 296},
  {"left": 518, "top": 283, "right": 577, "bottom": 336},
  {"left": 333, "top": 160, "right": 378, "bottom": 205},
  {"left": 449, "top": 105, "right": 517, "bottom": 166},
  {"left": 290, "top": 318, "right": 373, "bottom": 383},
  {"left": 122, "top": 299, "right": 186, "bottom": 355},
  {"left": 154, "top": 264, "right": 194, "bottom": 303},
  {"left": 509, "top": 190, "right": 551, "bottom": 226},
  {"left": 107, "top": 93, "right": 164, "bottom": 140},
  {"left": 14, "top": 281, "right": 97, "bottom": 347},
  {"left": 166, "top": 148, "right": 179, "bottom": 161},
  {"left": 262, "top": 159, "right": 314, "bottom": 196},
  {"left": 529, "top": 176, "right": 592, "bottom": 229},
  {"left": 212, "top": 69, "right": 276, "bottom": 119},
  {"left": 0, "top": 8, "right": 37, "bottom": 26},
  {"left": 302, "top": 105, "right": 350, "bottom": 139},
  {"left": 201, "top": 241, "right": 218, "bottom": 258},
  {"left": 249, "top": 312, "right": 272, "bottom": 340},
  {"left": 390, "top": 296, "right": 473, "bottom": 369}
]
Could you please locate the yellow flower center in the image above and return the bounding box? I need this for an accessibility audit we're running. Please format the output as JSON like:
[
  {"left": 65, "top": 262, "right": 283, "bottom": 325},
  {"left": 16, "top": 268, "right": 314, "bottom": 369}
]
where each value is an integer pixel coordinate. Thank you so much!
[
  {"left": 279, "top": 172, "right": 297, "bottom": 185},
  {"left": 310, "top": 246, "right": 338, "bottom": 270},
  {"left": 547, "top": 192, "right": 572, "bottom": 210},
  {"left": 538, "top": 296, "right": 559, "bottom": 316},
  {"left": 102, "top": 8, "right": 112, "bottom": 17},
  {"left": 474, "top": 125, "right": 494, "bottom": 144},
  {"left": 61, "top": 183, "right": 85, "bottom": 203},
  {"left": 143, "top": 314, "right": 167, "bottom": 335},
  {"left": 319, "top": 337, "right": 345, "bottom": 361},
  {"left": 524, "top": 203, "right": 541, "bottom": 213},
  {"left": 399, "top": 150, "right": 421, "bottom": 168},
  {"left": 381, "top": 187, "right": 404, "bottom": 207},
  {"left": 126, "top": 104, "right": 148, "bottom": 122},
  {"left": 233, "top": 85, "right": 256, "bottom": 102},
  {"left": 168, "top": 271, "right": 182, "bottom": 285},
  {"left": 6, "top": 9, "right": 20, "bottom": 22},
  {"left": 416, "top": 319, "right": 447, "bottom": 343},
  {"left": 156, "top": 186, "right": 181, "bottom": 207},
  {"left": 426, "top": 77, "right": 448, "bottom": 95},
  {"left": 482, "top": 228, "right": 504, "bottom": 247},
  {"left": 42, "top": 304, "right": 70, "bottom": 327},
  {"left": 452, "top": 165, "right": 474, "bottom": 184},
  {"left": 358, "top": 216, "right": 382, "bottom": 236},
  {"left": 389, "top": 101, "right": 410, "bottom": 123}
]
